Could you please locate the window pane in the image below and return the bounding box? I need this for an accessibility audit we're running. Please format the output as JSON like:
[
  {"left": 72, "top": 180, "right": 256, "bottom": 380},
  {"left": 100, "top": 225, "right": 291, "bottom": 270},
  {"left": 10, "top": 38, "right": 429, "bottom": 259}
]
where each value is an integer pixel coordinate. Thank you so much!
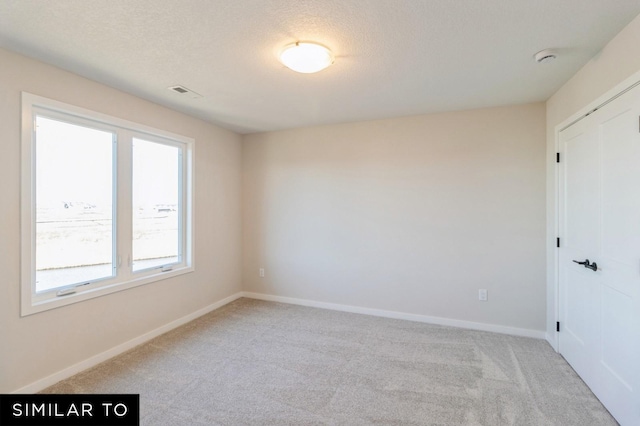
[
  {"left": 35, "top": 116, "right": 114, "bottom": 292},
  {"left": 132, "top": 138, "right": 181, "bottom": 271}
]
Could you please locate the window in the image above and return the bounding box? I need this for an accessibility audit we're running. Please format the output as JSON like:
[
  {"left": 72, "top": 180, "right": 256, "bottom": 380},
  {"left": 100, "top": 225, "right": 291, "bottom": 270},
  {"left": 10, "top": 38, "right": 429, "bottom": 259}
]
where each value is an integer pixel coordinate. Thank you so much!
[
  {"left": 21, "top": 93, "right": 194, "bottom": 315},
  {"left": 132, "top": 138, "right": 183, "bottom": 272}
]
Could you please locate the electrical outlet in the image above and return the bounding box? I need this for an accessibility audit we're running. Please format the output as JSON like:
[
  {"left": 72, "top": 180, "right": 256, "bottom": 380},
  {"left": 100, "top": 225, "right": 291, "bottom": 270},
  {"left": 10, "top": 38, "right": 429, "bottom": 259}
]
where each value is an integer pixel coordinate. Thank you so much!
[
  {"left": 478, "top": 289, "right": 488, "bottom": 301},
  {"left": 259, "top": 268, "right": 265, "bottom": 277}
]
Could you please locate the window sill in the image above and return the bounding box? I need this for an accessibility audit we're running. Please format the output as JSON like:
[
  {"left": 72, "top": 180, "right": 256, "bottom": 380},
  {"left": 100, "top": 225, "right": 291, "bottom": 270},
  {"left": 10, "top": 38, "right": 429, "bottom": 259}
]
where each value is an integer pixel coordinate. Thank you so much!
[{"left": 21, "top": 266, "right": 194, "bottom": 317}]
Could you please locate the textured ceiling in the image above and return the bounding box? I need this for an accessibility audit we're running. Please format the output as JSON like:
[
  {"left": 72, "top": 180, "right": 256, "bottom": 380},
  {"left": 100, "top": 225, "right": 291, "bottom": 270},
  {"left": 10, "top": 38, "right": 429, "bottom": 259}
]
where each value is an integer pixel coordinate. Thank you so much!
[{"left": 1, "top": 1, "right": 639, "bottom": 134}]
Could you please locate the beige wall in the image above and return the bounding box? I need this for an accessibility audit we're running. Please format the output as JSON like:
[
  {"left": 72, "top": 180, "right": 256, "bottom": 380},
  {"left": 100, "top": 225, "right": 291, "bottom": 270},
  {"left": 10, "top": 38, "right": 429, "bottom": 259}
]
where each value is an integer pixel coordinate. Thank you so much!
[
  {"left": 545, "top": 14, "right": 640, "bottom": 343},
  {"left": 0, "top": 48, "right": 243, "bottom": 392},
  {"left": 243, "top": 103, "right": 546, "bottom": 332},
  {"left": 10, "top": 10, "right": 638, "bottom": 389}
]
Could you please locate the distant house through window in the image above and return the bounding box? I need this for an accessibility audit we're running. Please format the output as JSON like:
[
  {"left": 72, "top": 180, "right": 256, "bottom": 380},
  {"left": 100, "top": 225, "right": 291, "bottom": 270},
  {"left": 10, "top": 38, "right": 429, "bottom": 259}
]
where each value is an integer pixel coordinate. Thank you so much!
[{"left": 21, "top": 93, "right": 194, "bottom": 315}]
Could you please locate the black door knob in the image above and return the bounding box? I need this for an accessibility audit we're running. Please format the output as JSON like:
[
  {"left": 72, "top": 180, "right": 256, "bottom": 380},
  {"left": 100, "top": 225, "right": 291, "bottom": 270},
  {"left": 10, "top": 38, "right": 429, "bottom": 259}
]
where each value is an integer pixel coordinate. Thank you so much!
[{"left": 573, "top": 259, "right": 598, "bottom": 271}]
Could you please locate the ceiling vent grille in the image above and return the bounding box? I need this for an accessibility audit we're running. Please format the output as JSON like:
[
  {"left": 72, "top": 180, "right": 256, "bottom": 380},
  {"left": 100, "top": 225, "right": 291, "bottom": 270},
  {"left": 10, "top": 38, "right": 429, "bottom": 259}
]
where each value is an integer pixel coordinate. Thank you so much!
[{"left": 167, "top": 85, "right": 203, "bottom": 99}]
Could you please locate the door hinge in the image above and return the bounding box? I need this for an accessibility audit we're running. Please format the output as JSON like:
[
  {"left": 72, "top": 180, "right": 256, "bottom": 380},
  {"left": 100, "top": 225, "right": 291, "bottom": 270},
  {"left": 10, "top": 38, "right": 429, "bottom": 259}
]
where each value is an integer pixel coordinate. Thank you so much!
[
  {"left": 556, "top": 152, "right": 560, "bottom": 163},
  {"left": 557, "top": 237, "right": 560, "bottom": 248},
  {"left": 556, "top": 322, "right": 560, "bottom": 332}
]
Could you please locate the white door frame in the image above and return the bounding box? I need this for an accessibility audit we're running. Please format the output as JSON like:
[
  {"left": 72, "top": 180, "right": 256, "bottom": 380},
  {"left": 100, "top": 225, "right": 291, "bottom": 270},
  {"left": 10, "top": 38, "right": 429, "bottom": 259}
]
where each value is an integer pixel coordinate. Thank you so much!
[{"left": 548, "top": 69, "right": 640, "bottom": 351}]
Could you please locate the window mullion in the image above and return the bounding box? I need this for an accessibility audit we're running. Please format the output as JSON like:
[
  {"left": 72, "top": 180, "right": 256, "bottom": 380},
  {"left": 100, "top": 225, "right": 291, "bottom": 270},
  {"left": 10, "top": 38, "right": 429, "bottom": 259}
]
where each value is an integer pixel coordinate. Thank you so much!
[{"left": 116, "top": 130, "right": 133, "bottom": 281}]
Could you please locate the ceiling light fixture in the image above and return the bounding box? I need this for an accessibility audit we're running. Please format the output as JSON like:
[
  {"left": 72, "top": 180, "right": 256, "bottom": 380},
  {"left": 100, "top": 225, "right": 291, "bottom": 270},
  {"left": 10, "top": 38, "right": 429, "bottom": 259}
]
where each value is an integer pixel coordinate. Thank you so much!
[{"left": 279, "top": 42, "right": 334, "bottom": 74}]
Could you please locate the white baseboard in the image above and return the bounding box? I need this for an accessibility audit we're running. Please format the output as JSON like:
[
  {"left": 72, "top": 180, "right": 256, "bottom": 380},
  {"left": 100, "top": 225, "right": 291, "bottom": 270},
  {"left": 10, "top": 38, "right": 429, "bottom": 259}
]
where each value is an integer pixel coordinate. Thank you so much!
[
  {"left": 14, "top": 290, "right": 546, "bottom": 393},
  {"left": 12, "top": 292, "right": 244, "bottom": 394},
  {"left": 546, "top": 332, "right": 559, "bottom": 351},
  {"left": 241, "top": 291, "right": 546, "bottom": 339}
]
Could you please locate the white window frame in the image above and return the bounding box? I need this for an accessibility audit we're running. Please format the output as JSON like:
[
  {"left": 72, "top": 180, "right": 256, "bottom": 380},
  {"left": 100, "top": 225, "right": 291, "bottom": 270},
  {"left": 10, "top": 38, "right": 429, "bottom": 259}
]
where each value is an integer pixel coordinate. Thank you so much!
[{"left": 21, "top": 92, "right": 195, "bottom": 316}]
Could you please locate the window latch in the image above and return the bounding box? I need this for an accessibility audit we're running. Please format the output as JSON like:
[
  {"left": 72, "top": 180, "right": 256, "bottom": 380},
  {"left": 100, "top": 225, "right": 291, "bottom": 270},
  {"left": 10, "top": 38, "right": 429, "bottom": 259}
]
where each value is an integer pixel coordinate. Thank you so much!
[
  {"left": 55, "top": 282, "right": 90, "bottom": 297},
  {"left": 56, "top": 288, "right": 77, "bottom": 297}
]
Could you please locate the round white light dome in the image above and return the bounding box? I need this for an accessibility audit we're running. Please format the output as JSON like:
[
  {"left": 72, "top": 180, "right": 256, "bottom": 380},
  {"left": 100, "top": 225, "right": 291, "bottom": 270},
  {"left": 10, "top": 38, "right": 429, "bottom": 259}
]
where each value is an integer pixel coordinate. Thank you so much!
[{"left": 279, "top": 42, "right": 334, "bottom": 74}]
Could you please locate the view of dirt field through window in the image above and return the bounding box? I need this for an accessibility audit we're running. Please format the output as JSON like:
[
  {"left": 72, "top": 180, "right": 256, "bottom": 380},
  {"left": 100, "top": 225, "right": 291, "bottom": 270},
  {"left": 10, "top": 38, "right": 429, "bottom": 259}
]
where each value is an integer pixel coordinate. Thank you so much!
[
  {"left": 36, "top": 204, "right": 179, "bottom": 292},
  {"left": 34, "top": 117, "right": 180, "bottom": 293}
]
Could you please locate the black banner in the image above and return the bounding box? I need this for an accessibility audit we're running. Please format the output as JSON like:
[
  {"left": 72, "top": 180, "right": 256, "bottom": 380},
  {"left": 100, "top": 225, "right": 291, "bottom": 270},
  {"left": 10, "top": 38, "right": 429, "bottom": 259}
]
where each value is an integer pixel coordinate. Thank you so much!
[{"left": 0, "top": 394, "right": 139, "bottom": 426}]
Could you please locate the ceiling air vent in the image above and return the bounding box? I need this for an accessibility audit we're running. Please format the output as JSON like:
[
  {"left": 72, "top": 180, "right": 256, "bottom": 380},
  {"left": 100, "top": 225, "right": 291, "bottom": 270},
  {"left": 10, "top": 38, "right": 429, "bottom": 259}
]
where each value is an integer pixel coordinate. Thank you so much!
[{"left": 167, "top": 85, "right": 203, "bottom": 99}]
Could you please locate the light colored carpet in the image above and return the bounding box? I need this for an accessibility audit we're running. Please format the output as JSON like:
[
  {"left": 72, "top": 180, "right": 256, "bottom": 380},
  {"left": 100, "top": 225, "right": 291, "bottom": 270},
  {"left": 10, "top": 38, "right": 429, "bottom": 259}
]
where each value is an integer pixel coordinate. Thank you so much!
[{"left": 42, "top": 298, "right": 617, "bottom": 425}]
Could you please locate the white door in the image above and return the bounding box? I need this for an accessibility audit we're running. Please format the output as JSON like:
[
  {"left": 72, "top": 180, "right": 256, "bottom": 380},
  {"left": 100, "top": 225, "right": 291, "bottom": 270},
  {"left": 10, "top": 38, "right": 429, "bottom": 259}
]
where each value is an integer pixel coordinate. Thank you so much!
[{"left": 559, "top": 83, "right": 640, "bottom": 425}]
